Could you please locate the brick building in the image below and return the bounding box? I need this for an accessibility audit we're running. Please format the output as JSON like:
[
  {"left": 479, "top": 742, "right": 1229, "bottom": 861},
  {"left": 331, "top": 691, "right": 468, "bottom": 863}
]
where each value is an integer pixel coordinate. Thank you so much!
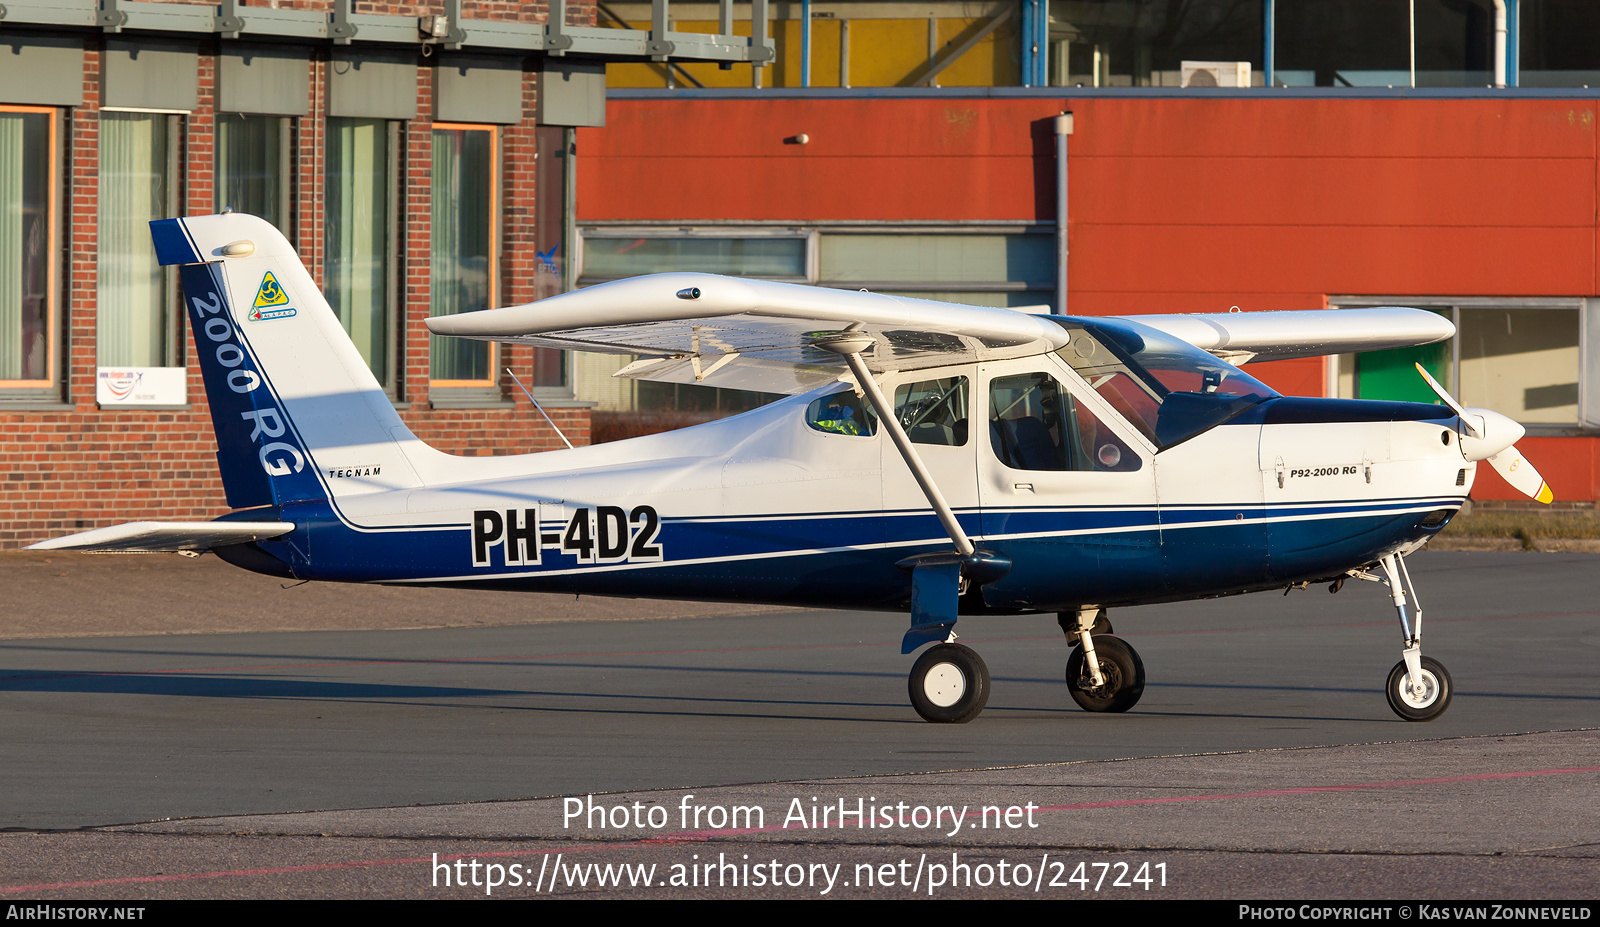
[{"left": 1, "top": 0, "right": 766, "bottom": 545}]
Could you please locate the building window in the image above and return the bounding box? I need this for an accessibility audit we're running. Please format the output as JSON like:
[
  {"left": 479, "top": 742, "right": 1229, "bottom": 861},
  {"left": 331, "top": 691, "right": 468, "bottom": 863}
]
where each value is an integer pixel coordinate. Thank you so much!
[
  {"left": 581, "top": 234, "right": 809, "bottom": 283},
  {"left": 98, "top": 111, "right": 179, "bottom": 367},
  {"left": 1331, "top": 298, "right": 1591, "bottom": 433},
  {"left": 326, "top": 117, "right": 397, "bottom": 389},
  {"left": 573, "top": 225, "right": 1054, "bottom": 416},
  {"left": 0, "top": 106, "right": 57, "bottom": 391},
  {"left": 1048, "top": 0, "right": 1263, "bottom": 88},
  {"left": 578, "top": 228, "right": 811, "bottom": 416},
  {"left": 430, "top": 123, "right": 497, "bottom": 387},
  {"left": 578, "top": 227, "right": 1052, "bottom": 300},
  {"left": 1521, "top": 0, "right": 1600, "bottom": 88},
  {"left": 817, "top": 231, "right": 1054, "bottom": 308},
  {"left": 216, "top": 113, "right": 292, "bottom": 236}
]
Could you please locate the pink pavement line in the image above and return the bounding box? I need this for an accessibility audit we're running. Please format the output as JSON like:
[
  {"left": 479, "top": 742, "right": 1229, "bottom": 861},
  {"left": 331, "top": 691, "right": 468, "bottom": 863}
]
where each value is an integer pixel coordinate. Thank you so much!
[{"left": 3, "top": 764, "right": 1596, "bottom": 894}]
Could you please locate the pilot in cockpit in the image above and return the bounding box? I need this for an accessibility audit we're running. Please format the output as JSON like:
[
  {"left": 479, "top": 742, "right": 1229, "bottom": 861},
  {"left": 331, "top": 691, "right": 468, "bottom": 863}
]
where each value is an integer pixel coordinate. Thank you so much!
[{"left": 811, "top": 393, "right": 868, "bottom": 436}]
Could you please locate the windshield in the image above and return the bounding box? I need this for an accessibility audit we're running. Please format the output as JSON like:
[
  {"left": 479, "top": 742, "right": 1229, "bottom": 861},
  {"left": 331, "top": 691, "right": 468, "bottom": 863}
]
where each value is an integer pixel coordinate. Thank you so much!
[{"left": 1052, "top": 317, "right": 1279, "bottom": 449}]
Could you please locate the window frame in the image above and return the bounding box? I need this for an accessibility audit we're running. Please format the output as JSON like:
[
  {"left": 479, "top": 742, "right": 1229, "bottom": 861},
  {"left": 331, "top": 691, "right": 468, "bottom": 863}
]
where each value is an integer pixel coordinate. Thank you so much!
[
  {"left": 1328, "top": 296, "right": 1591, "bottom": 435},
  {"left": 0, "top": 104, "right": 62, "bottom": 397},
  {"left": 428, "top": 122, "right": 502, "bottom": 396}
]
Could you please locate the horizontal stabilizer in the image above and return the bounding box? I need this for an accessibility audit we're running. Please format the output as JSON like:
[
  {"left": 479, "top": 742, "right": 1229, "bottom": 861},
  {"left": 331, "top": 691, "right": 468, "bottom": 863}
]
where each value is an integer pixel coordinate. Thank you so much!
[{"left": 25, "top": 521, "right": 294, "bottom": 553}]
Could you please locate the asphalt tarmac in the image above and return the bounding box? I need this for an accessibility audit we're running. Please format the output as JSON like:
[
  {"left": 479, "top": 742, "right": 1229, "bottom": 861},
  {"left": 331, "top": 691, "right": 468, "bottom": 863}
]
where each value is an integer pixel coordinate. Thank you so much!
[{"left": 1, "top": 549, "right": 1596, "bottom": 899}]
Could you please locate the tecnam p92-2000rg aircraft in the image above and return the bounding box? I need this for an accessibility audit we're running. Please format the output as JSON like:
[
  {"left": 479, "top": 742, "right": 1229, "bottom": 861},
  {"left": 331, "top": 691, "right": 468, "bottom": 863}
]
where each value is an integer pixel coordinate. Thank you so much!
[{"left": 32, "top": 214, "right": 1554, "bottom": 723}]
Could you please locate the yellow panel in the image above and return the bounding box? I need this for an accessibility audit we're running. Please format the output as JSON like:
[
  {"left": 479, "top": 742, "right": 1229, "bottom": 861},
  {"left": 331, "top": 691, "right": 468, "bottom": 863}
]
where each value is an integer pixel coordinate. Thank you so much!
[
  {"left": 845, "top": 19, "right": 933, "bottom": 87},
  {"left": 932, "top": 17, "right": 1019, "bottom": 88},
  {"left": 760, "top": 20, "right": 838, "bottom": 88},
  {"left": 604, "top": 16, "right": 1017, "bottom": 90}
]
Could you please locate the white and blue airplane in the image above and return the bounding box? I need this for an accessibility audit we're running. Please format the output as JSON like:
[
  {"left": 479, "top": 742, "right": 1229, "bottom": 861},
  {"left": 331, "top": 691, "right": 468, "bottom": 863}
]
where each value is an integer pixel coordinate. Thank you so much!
[{"left": 30, "top": 213, "right": 1554, "bottom": 723}]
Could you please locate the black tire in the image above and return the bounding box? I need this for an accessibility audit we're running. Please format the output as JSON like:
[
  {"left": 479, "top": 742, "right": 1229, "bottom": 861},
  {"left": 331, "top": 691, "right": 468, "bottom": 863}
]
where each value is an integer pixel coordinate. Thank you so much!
[
  {"left": 908, "top": 643, "right": 990, "bottom": 723},
  {"left": 1064, "top": 635, "right": 1145, "bottom": 713},
  {"left": 1385, "top": 656, "right": 1452, "bottom": 721}
]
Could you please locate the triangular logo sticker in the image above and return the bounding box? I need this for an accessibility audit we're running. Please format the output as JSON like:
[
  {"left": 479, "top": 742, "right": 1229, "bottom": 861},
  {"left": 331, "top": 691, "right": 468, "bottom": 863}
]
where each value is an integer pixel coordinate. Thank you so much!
[
  {"left": 254, "top": 272, "right": 289, "bottom": 308},
  {"left": 250, "top": 271, "right": 296, "bottom": 321}
]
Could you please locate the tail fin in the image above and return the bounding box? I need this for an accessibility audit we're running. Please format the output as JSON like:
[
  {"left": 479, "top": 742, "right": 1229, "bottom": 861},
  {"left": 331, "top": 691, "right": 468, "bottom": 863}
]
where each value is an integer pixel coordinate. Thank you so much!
[{"left": 154, "top": 214, "right": 426, "bottom": 509}]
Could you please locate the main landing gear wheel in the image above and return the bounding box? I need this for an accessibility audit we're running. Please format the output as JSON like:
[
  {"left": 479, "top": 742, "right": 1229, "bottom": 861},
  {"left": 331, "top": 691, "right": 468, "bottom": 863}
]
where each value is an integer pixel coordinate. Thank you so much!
[
  {"left": 1065, "top": 635, "right": 1145, "bottom": 713},
  {"left": 1386, "top": 656, "right": 1452, "bottom": 721},
  {"left": 908, "top": 643, "right": 991, "bottom": 723}
]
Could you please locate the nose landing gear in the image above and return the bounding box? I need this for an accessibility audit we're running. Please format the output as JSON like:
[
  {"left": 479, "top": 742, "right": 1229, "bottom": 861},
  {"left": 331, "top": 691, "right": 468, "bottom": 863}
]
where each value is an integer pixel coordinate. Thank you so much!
[
  {"left": 1358, "top": 551, "right": 1453, "bottom": 722},
  {"left": 1386, "top": 653, "right": 1453, "bottom": 721}
]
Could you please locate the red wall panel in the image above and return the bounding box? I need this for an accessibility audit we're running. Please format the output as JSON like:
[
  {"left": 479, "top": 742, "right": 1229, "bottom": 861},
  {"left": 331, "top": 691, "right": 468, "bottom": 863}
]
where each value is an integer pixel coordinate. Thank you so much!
[
  {"left": 583, "top": 98, "right": 1600, "bottom": 306},
  {"left": 1472, "top": 436, "right": 1599, "bottom": 503},
  {"left": 1063, "top": 98, "right": 1597, "bottom": 159}
]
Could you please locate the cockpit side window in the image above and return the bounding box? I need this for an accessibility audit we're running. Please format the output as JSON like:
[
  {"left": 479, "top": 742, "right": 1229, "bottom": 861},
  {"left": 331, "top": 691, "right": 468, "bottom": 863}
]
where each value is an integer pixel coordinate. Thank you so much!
[
  {"left": 989, "top": 371, "right": 1141, "bottom": 472},
  {"left": 806, "top": 389, "right": 876, "bottom": 437},
  {"left": 893, "top": 377, "right": 969, "bottom": 446}
]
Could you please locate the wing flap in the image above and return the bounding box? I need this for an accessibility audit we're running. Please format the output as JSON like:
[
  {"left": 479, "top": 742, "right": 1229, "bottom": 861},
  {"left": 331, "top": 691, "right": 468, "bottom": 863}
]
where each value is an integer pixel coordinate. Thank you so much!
[{"left": 25, "top": 521, "right": 294, "bottom": 553}]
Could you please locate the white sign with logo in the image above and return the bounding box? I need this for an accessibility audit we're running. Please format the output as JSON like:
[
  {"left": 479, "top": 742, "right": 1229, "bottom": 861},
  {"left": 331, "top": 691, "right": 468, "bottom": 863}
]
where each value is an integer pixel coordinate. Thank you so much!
[{"left": 96, "top": 367, "right": 188, "bottom": 407}]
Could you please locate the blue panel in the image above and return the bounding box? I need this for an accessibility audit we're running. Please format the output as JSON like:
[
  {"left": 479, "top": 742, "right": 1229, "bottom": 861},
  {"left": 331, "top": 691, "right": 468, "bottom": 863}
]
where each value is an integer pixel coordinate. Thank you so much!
[
  {"left": 1230, "top": 397, "right": 1455, "bottom": 426},
  {"left": 178, "top": 262, "right": 327, "bottom": 511},
  {"left": 206, "top": 495, "right": 1463, "bottom": 629},
  {"left": 910, "top": 561, "right": 960, "bottom": 625},
  {"left": 149, "top": 219, "right": 200, "bottom": 266}
]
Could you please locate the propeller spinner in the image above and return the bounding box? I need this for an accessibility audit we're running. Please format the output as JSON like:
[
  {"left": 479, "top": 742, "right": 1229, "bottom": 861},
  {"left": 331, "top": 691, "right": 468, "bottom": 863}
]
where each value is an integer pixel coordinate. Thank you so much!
[{"left": 1414, "top": 362, "right": 1553, "bottom": 504}]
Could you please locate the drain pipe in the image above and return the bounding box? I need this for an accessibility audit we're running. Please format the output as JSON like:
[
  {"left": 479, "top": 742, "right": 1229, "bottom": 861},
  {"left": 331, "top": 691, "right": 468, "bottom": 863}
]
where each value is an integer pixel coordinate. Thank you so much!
[
  {"left": 1055, "top": 111, "right": 1073, "bottom": 316},
  {"left": 801, "top": 0, "right": 812, "bottom": 87},
  {"left": 1493, "top": 0, "right": 1507, "bottom": 87}
]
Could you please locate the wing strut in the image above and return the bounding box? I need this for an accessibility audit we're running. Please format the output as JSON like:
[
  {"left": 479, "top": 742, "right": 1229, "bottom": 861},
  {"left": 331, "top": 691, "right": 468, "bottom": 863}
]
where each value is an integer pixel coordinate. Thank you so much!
[
  {"left": 814, "top": 333, "right": 974, "bottom": 557},
  {"left": 814, "top": 333, "right": 1010, "bottom": 654}
]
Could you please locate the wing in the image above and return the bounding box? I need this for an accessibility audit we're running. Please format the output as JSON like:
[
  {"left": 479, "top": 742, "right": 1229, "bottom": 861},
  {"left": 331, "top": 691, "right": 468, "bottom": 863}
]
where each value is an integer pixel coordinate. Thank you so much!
[
  {"left": 1123, "top": 308, "right": 1455, "bottom": 365},
  {"left": 426, "top": 273, "right": 1070, "bottom": 394},
  {"left": 24, "top": 521, "right": 294, "bottom": 553}
]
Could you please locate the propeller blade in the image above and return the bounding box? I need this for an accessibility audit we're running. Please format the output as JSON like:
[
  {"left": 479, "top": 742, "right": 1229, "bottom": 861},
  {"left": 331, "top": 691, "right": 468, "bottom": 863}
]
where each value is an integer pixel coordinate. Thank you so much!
[
  {"left": 1410, "top": 363, "right": 1549, "bottom": 501},
  {"left": 1486, "top": 445, "right": 1554, "bottom": 504},
  {"left": 1413, "top": 362, "right": 1481, "bottom": 439}
]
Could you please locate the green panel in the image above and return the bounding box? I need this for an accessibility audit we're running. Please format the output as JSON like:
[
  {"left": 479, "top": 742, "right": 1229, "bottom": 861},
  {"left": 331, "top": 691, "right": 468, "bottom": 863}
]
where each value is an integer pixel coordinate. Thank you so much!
[{"left": 1355, "top": 339, "right": 1449, "bottom": 403}]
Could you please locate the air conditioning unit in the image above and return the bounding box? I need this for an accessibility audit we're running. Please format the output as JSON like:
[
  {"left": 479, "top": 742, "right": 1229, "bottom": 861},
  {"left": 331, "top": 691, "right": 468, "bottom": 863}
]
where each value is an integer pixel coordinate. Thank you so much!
[{"left": 1181, "top": 61, "right": 1251, "bottom": 87}]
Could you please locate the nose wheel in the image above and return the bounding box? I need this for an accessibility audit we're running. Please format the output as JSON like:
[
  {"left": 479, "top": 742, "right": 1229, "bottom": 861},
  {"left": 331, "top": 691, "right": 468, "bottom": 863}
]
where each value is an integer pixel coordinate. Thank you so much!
[
  {"left": 1386, "top": 654, "right": 1452, "bottom": 721},
  {"left": 908, "top": 643, "right": 990, "bottom": 723},
  {"left": 1364, "top": 552, "right": 1455, "bottom": 722}
]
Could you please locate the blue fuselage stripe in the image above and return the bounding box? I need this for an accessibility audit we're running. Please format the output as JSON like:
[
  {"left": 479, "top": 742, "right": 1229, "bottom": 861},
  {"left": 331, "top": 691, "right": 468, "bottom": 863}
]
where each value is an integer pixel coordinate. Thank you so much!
[{"left": 253, "top": 497, "right": 1459, "bottom": 613}]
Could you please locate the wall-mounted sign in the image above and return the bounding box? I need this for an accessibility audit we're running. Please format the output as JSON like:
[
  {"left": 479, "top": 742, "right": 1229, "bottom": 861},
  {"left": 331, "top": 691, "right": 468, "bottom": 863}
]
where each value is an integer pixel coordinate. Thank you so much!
[{"left": 96, "top": 367, "right": 188, "bottom": 407}]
